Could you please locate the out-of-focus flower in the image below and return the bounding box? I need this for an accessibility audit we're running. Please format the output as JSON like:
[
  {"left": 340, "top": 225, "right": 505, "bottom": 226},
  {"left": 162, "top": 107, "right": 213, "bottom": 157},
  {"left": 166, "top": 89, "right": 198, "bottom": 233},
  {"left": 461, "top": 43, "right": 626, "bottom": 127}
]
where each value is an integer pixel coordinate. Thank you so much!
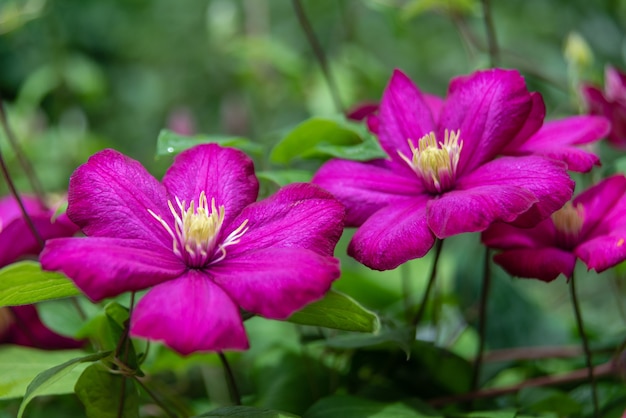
[
  {"left": 582, "top": 66, "right": 626, "bottom": 148},
  {"left": 483, "top": 175, "right": 626, "bottom": 282},
  {"left": 41, "top": 144, "right": 344, "bottom": 355},
  {"left": 167, "top": 107, "right": 196, "bottom": 136},
  {"left": 0, "top": 195, "right": 81, "bottom": 350},
  {"left": 313, "top": 68, "right": 574, "bottom": 271}
]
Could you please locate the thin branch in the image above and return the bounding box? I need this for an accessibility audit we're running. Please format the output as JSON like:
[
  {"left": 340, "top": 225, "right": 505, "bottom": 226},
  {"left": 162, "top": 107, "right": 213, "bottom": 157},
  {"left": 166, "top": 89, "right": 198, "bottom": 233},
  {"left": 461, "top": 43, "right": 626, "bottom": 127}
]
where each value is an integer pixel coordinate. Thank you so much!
[
  {"left": 570, "top": 271, "right": 600, "bottom": 417},
  {"left": 429, "top": 360, "right": 614, "bottom": 407},
  {"left": 292, "top": 0, "right": 344, "bottom": 113},
  {"left": 411, "top": 239, "right": 444, "bottom": 327},
  {"left": 471, "top": 247, "right": 492, "bottom": 391},
  {"left": 483, "top": 345, "right": 583, "bottom": 362},
  {"left": 0, "top": 148, "right": 43, "bottom": 248},
  {"left": 218, "top": 352, "right": 241, "bottom": 406},
  {"left": 0, "top": 92, "right": 46, "bottom": 205},
  {"left": 133, "top": 377, "right": 178, "bottom": 418},
  {"left": 480, "top": 0, "right": 499, "bottom": 67}
]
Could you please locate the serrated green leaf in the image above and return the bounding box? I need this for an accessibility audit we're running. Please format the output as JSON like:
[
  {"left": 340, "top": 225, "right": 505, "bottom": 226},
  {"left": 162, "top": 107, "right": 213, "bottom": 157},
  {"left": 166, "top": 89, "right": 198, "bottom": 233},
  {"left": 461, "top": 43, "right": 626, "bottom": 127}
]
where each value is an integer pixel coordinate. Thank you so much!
[
  {"left": 0, "top": 347, "right": 91, "bottom": 400},
  {"left": 256, "top": 170, "right": 312, "bottom": 186},
  {"left": 270, "top": 118, "right": 362, "bottom": 164},
  {"left": 156, "top": 129, "right": 261, "bottom": 157},
  {"left": 17, "top": 351, "right": 110, "bottom": 417},
  {"left": 287, "top": 290, "right": 380, "bottom": 333},
  {"left": 0, "top": 261, "right": 81, "bottom": 307},
  {"left": 304, "top": 395, "right": 442, "bottom": 418},
  {"left": 194, "top": 405, "right": 300, "bottom": 417},
  {"left": 75, "top": 362, "right": 139, "bottom": 418}
]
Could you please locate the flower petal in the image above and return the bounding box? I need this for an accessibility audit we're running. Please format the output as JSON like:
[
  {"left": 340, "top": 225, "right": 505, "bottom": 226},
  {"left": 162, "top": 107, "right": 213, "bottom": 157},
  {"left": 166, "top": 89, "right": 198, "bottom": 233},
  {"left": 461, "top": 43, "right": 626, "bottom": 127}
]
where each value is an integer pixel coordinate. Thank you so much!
[
  {"left": 440, "top": 69, "right": 534, "bottom": 175},
  {"left": 493, "top": 248, "right": 575, "bottom": 282},
  {"left": 41, "top": 238, "right": 185, "bottom": 301},
  {"left": 429, "top": 155, "right": 572, "bottom": 237},
  {"left": 313, "top": 158, "right": 421, "bottom": 226},
  {"left": 131, "top": 270, "right": 248, "bottom": 355},
  {"left": 348, "top": 196, "right": 435, "bottom": 270},
  {"left": 0, "top": 214, "right": 78, "bottom": 267},
  {"left": 605, "top": 65, "right": 626, "bottom": 101},
  {"left": 503, "top": 92, "right": 547, "bottom": 152},
  {"left": 211, "top": 248, "right": 339, "bottom": 319},
  {"left": 574, "top": 175, "right": 626, "bottom": 238},
  {"left": 0, "top": 195, "right": 44, "bottom": 224},
  {"left": 67, "top": 149, "right": 171, "bottom": 246},
  {"left": 1, "top": 305, "right": 83, "bottom": 349},
  {"left": 482, "top": 219, "right": 556, "bottom": 249},
  {"left": 163, "top": 144, "right": 259, "bottom": 228},
  {"left": 226, "top": 183, "right": 344, "bottom": 258},
  {"left": 512, "top": 116, "right": 608, "bottom": 172},
  {"left": 377, "top": 69, "right": 437, "bottom": 162},
  {"left": 575, "top": 234, "right": 626, "bottom": 273}
]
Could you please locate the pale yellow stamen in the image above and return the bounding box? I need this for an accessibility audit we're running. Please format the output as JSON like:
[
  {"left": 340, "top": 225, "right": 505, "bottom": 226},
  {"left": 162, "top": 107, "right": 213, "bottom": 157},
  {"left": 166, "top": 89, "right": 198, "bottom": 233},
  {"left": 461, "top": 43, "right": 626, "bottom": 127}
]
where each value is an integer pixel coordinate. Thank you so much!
[
  {"left": 552, "top": 202, "right": 585, "bottom": 236},
  {"left": 398, "top": 129, "right": 463, "bottom": 193},
  {"left": 148, "top": 191, "right": 248, "bottom": 267}
]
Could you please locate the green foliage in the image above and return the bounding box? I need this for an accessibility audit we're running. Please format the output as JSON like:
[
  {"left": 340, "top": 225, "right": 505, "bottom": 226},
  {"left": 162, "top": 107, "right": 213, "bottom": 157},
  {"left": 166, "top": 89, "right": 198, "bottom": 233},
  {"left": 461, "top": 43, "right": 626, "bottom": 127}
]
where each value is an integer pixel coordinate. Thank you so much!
[
  {"left": 156, "top": 129, "right": 262, "bottom": 157},
  {"left": 17, "top": 351, "right": 110, "bottom": 418},
  {"left": 195, "top": 406, "right": 300, "bottom": 417},
  {"left": 304, "top": 395, "right": 441, "bottom": 418},
  {"left": 287, "top": 290, "right": 380, "bottom": 333},
  {"left": 74, "top": 362, "right": 139, "bottom": 418},
  {"left": 0, "top": 261, "right": 81, "bottom": 308}
]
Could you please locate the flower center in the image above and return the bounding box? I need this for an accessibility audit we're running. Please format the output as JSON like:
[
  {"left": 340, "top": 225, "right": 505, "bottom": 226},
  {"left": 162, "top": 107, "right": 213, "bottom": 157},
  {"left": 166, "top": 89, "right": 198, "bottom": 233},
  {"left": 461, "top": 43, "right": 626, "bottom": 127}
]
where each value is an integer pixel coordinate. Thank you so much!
[
  {"left": 398, "top": 129, "right": 463, "bottom": 194},
  {"left": 148, "top": 191, "right": 248, "bottom": 268},
  {"left": 552, "top": 201, "right": 585, "bottom": 249}
]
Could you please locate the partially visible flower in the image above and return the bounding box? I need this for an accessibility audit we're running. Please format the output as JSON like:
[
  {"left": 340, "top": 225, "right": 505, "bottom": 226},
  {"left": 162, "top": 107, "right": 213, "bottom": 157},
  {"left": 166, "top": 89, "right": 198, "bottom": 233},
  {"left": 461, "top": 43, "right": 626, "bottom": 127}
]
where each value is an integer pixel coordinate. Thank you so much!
[
  {"left": 0, "top": 195, "right": 81, "bottom": 350},
  {"left": 483, "top": 175, "right": 626, "bottom": 282},
  {"left": 313, "top": 68, "right": 574, "bottom": 271},
  {"left": 41, "top": 144, "right": 344, "bottom": 355},
  {"left": 582, "top": 65, "right": 626, "bottom": 148},
  {"left": 167, "top": 107, "right": 196, "bottom": 136}
]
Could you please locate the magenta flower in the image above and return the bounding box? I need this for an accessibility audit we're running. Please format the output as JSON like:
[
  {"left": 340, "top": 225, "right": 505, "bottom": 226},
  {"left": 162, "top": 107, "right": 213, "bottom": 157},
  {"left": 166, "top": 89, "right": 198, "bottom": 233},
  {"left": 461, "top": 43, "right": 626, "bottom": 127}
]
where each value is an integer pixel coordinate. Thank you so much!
[
  {"left": 483, "top": 175, "right": 626, "bottom": 282},
  {"left": 0, "top": 195, "right": 81, "bottom": 350},
  {"left": 313, "top": 69, "right": 574, "bottom": 270},
  {"left": 41, "top": 144, "right": 344, "bottom": 355},
  {"left": 582, "top": 65, "right": 626, "bottom": 148}
]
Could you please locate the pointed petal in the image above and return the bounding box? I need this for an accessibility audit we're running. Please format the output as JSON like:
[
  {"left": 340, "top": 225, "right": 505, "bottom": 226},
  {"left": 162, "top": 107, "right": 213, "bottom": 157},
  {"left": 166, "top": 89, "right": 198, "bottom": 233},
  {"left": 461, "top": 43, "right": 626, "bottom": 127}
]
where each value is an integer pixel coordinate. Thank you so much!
[
  {"left": 429, "top": 156, "right": 572, "bottom": 237},
  {"left": 424, "top": 93, "right": 444, "bottom": 123},
  {"left": 512, "top": 116, "right": 608, "bottom": 172},
  {"left": 0, "top": 214, "right": 78, "bottom": 267},
  {"left": 377, "top": 70, "right": 437, "bottom": 162},
  {"left": 348, "top": 196, "right": 435, "bottom": 270},
  {"left": 493, "top": 248, "right": 575, "bottom": 282},
  {"left": 440, "top": 69, "right": 534, "bottom": 175},
  {"left": 211, "top": 248, "right": 339, "bottom": 319},
  {"left": 482, "top": 219, "right": 556, "bottom": 249},
  {"left": 226, "top": 183, "right": 344, "bottom": 258},
  {"left": 503, "top": 92, "right": 547, "bottom": 152},
  {"left": 313, "top": 158, "right": 421, "bottom": 226},
  {"left": 131, "top": 271, "right": 248, "bottom": 355},
  {"left": 1, "top": 305, "right": 83, "bottom": 349},
  {"left": 163, "top": 144, "right": 259, "bottom": 227},
  {"left": 67, "top": 149, "right": 171, "bottom": 246},
  {"left": 575, "top": 234, "right": 626, "bottom": 273},
  {"left": 41, "top": 238, "right": 185, "bottom": 301},
  {"left": 346, "top": 102, "right": 379, "bottom": 121},
  {"left": 574, "top": 175, "right": 626, "bottom": 237}
]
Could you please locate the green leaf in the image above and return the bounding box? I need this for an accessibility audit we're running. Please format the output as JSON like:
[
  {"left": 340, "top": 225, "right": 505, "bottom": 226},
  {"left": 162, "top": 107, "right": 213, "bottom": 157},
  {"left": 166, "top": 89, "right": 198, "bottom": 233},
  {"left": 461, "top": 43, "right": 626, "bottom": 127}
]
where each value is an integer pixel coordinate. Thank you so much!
[
  {"left": 518, "top": 387, "right": 582, "bottom": 415},
  {"left": 0, "top": 347, "right": 93, "bottom": 400},
  {"left": 451, "top": 411, "right": 518, "bottom": 418},
  {"left": 304, "top": 395, "right": 442, "bottom": 418},
  {"left": 104, "top": 302, "right": 142, "bottom": 374},
  {"left": 312, "top": 136, "right": 386, "bottom": 161},
  {"left": 74, "top": 362, "right": 140, "bottom": 418},
  {"left": 0, "top": 261, "right": 81, "bottom": 307},
  {"left": 194, "top": 406, "right": 300, "bottom": 417},
  {"left": 401, "top": 0, "right": 478, "bottom": 20},
  {"left": 287, "top": 290, "right": 380, "bottom": 333},
  {"left": 256, "top": 169, "right": 312, "bottom": 186},
  {"left": 270, "top": 118, "right": 362, "bottom": 164},
  {"left": 156, "top": 129, "right": 261, "bottom": 157},
  {"left": 17, "top": 351, "right": 111, "bottom": 417}
]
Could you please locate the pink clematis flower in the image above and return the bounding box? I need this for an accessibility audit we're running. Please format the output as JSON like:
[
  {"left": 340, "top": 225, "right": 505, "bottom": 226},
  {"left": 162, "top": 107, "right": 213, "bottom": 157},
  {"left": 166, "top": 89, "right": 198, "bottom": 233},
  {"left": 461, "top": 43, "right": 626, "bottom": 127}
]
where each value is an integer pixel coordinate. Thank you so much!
[
  {"left": 0, "top": 195, "right": 81, "bottom": 350},
  {"left": 313, "top": 68, "right": 574, "bottom": 271},
  {"left": 582, "top": 65, "right": 626, "bottom": 148},
  {"left": 41, "top": 144, "right": 344, "bottom": 355},
  {"left": 482, "top": 175, "right": 626, "bottom": 282}
]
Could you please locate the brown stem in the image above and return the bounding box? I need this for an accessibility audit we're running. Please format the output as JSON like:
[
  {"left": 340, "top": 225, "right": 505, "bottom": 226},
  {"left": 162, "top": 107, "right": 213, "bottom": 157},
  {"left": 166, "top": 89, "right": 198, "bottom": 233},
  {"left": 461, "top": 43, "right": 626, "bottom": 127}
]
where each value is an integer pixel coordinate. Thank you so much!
[
  {"left": 480, "top": 0, "right": 499, "bottom": 67},
  {"left": 411, "top": 239, "right": 444, "bottom": 327},
  {"left": 292, "top": 0, "right": 344, "bottom": 113},
  {"left": 0, "top": 92, "right": 46, "bottom": 206},
  {"left": 429, "top": 361, "right": 614, "bottom": 407}
]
